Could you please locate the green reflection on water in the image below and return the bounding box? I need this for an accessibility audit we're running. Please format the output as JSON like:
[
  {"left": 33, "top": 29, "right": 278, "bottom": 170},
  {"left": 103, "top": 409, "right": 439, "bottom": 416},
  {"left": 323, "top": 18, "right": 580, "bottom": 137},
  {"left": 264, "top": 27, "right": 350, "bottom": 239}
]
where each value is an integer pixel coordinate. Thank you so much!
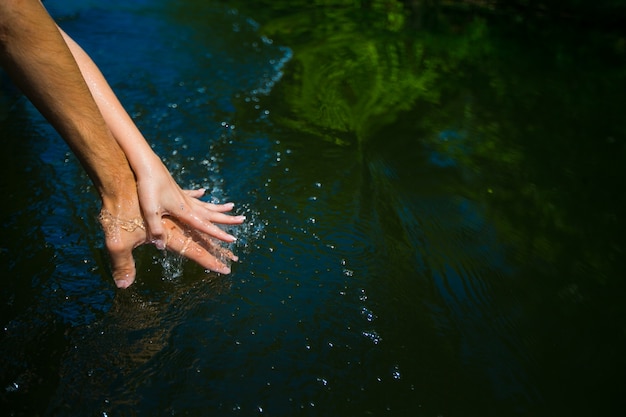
[{"left": 216, "top": 0, "right": 626, "bottom": 284}]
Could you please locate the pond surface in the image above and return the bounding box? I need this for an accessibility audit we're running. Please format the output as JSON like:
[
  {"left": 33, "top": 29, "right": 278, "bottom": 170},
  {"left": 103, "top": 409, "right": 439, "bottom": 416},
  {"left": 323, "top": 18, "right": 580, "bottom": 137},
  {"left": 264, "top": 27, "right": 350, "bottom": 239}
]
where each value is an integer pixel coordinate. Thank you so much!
[{"left": 1, "top": 1, "right": 626, "bottom": 416}]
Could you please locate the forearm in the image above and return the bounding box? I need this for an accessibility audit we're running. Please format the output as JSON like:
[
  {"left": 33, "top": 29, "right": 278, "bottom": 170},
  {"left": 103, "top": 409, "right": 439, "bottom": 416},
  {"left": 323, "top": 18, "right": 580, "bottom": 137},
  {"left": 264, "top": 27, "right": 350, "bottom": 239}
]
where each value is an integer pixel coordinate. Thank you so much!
[
  {"left": 57, "top": 27, "right": 164, "bottom": 179},
  {"left": 0, "top": 0, "right": 136, "bottom": 203}
]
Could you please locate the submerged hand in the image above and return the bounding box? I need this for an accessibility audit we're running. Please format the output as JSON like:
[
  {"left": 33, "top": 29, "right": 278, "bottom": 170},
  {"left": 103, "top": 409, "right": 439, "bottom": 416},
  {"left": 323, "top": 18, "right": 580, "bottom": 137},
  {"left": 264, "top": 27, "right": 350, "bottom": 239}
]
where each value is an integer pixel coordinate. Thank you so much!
[{"left": 99, "top": 205, "right": 239, "bottom": 289}]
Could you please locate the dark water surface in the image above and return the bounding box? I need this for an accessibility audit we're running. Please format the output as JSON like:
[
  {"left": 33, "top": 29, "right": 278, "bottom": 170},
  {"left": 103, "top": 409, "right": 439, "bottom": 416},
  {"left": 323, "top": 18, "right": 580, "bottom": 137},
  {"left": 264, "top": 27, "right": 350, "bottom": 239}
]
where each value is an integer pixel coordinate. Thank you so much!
[{"left": 2, "top": 1, "right": 626, "bottom": 416}]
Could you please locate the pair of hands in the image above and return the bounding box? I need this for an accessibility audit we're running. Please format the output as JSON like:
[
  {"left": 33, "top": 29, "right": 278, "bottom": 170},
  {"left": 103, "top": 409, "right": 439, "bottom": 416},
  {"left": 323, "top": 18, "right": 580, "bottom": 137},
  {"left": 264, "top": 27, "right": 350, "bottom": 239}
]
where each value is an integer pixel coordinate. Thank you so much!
[
  {"left": 99, "top": 161, "right": 246, "bottom": 289},
  {"left": 0, "top": 0, "right": 245, "bottom": 288}
]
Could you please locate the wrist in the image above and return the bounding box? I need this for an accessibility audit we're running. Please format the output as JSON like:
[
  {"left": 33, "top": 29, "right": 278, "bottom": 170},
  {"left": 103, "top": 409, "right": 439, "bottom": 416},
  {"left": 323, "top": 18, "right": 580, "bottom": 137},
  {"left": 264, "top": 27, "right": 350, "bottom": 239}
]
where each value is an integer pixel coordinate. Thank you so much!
[
  {"left": 129, "top": 152, "right": 170, "bottom": 180},
  {"left": 97, "top": 170, "right": 140, "bottom": 217}
]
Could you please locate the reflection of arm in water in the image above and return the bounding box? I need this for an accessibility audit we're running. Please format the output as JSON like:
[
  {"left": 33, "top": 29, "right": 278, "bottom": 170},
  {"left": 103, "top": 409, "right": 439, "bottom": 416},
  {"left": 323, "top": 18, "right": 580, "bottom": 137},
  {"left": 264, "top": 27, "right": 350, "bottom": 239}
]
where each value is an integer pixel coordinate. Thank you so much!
[{"left": 0, "top": 0, "right": 242, "bottom": 288}]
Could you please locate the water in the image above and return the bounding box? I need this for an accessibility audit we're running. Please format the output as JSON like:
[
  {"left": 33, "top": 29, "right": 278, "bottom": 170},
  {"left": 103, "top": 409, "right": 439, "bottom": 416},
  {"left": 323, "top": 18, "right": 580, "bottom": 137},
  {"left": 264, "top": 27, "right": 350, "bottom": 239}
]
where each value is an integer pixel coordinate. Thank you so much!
[{"left": 2, "top": 1, "right": 626, "bottom": 416}]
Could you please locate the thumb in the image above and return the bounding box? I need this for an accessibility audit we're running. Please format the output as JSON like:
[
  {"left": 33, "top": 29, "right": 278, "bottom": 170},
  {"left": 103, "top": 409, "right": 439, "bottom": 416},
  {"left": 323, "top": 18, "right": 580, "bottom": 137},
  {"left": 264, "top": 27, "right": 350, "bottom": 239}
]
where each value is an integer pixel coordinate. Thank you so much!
[{"left": 143, "top": 208, "right": 167, "bottom": 250}]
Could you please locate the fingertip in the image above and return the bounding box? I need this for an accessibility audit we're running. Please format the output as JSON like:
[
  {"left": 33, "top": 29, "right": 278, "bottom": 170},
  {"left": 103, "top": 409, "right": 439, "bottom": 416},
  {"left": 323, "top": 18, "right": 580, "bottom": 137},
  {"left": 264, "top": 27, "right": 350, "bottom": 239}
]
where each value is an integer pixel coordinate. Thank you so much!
[
  {"left": 114, "top": 278, "right": 133, "bottom": 289},
  {"left": 206, "top": 202, "right": 235, "bottom": 212},
  {"left": 153, "top": 239, "right": 166, "bottom": 250},
  {"left": 217, "top": 265, "right": 231, "bottom": 274},
  {"left": 113, "top": 270, "right": 136, "bottom": 289},
  {"left": 187, "top": 188, "right": 206, "bottom": 198},
  {"left": 146, "top": 218, "right": 166, "bottom": 248},
  {"left": 106, "top": 237, "right": 138, "bottom": 289}
]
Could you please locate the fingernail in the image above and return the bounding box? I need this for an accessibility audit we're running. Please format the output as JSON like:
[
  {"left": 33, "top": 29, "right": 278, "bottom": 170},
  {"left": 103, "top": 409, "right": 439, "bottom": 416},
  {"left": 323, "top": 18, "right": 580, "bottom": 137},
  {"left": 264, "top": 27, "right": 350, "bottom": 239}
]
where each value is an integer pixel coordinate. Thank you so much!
[
  {"left": 153, "top": 239, "right": 166, "bottom": 250},
  {"left": 115, "top": 279, "right": 131, "bottom": 289},
  {"left": 113, "top": 272, "right": 134, "bottom": 289}
]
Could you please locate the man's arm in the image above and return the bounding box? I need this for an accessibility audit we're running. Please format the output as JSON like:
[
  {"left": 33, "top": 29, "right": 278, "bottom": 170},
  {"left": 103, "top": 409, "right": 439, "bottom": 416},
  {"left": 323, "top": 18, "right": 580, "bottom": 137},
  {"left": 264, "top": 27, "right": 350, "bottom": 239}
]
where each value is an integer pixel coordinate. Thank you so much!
[{"left": 0, "top": 0, "right": 134, "bottom": 202}]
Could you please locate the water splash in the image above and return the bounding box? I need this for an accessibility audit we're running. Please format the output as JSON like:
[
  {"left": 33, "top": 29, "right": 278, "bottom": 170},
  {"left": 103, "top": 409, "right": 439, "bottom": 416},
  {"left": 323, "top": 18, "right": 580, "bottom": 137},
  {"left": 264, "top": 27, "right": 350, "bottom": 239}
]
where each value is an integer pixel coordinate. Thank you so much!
[
  {"left": 230, "top": 203, "right": 267, "bottom": 253},
  {"left": 157, "top": 250, "right": 185, "bottom": 281}
]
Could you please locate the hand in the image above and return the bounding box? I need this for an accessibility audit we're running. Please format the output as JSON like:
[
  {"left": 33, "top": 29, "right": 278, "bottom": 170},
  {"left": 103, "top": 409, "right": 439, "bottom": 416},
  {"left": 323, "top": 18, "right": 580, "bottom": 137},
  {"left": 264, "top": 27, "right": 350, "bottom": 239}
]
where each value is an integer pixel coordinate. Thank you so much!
[
  {"left": 99, "top": 199, "right": 240, "bottom": 289},
  {"left": 134, "top": 158, "right": 246, "bottom": 250}
]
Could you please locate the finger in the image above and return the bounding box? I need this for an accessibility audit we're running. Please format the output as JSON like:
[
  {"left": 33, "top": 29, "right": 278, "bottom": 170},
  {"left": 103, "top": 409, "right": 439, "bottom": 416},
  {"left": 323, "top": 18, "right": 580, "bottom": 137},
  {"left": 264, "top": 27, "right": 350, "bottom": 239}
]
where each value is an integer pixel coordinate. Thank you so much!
[
  {"left": 190, "top": 229, "right": 239, "bottom": 263},
  {"left": 203, "top": 201, "right": 236, "bottom": 212},
  {"left": 184, "top": 194, "right": 240, "bottom": 215},
  {"left": 203, "top": 210, "right": 246, "bottom": 225},
  {"left": 142, "top": 206, "right": 167, "bottom": 249},
  {"left": 163, "top": 221, "right": 235, "bottom": 274},
  {"left": 192, "top": 217, "right": 238, "bottom": 243},
  {"left": 183, "top": 188, "right": 206, "bottom": 199},
  {"left": 105, "top": 236, "right": 138, "bottom": 289},
  {"left": 186, "top": 197, "right": 237, "bottom": 213},
  {"left": 175, "top": 207, "right": 240, "bottom": 243},
  {"left": 186, "top": 199, "right": 246, "bottom": 225}
]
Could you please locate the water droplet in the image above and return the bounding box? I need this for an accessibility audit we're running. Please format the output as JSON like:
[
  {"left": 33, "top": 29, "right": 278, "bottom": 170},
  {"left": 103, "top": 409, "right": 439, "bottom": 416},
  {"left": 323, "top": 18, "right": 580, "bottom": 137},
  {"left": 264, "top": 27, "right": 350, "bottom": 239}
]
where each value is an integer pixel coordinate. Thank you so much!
[
  {"left": 392, "top": 364, "right": 401, "bottom": 380},
  {"left": 361, "top": 307, "right": 376, "bottom": 322},
  {"left": 362, "top": 330, "right": 382, "bottom": 344},
  {"left": 5, "top": 382, "right": 19, "bottom": 392}
]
